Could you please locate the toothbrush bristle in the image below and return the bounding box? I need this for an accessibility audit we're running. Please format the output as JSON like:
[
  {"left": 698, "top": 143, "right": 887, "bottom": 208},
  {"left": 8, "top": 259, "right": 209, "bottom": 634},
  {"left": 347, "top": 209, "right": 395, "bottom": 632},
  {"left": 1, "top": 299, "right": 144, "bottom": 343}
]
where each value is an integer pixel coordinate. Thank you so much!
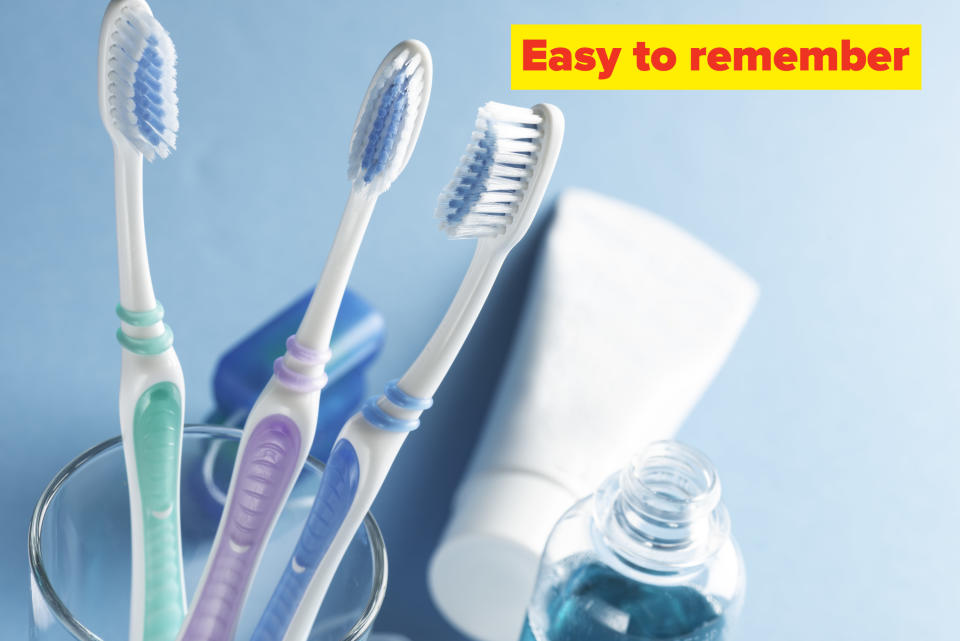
[
  {"left": 348, "top": 47, "right": 427, "bottom": 191},
  {"left": 105, "top": 4, "right": 178, "bottom": 161},
  {"left": 437, "top": 102, "right": 543, "bottom": 239}
]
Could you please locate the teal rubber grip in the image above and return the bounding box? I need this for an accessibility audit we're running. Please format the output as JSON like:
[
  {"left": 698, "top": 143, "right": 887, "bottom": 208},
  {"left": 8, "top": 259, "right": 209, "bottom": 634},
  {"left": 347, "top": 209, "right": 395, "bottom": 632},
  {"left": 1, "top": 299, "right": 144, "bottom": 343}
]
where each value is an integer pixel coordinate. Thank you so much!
[
  {"left": 133, "top": 382, "right": 187, "bottom": 641},
  {"left": 117, "top": 325, "right": 175, "bottom": 356},
  {"left": 116, "top": 302, "right": 175, "bottom": 355},
  {"left": 117, "top": 302, "right": 166, "bottom": 326}
]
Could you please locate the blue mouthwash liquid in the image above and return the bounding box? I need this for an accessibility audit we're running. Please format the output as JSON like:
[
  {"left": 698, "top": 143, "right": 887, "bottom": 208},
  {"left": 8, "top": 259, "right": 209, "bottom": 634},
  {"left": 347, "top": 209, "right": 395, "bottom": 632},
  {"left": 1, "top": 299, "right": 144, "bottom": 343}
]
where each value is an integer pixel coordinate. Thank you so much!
[
  {"left": 518, "top": 442, "right": 743, "bottom": 641},
  {"left": 520, "top": 561, "right": 725, "bottom": 641}
]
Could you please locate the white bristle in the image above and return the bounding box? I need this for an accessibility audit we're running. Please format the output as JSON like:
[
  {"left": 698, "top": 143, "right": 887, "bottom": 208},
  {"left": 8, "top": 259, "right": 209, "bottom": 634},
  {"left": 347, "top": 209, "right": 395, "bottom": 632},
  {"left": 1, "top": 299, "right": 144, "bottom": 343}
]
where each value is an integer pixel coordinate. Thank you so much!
[
  {"left": 105, "top": 4, "right": 178, "bottom": 161},
  {"left": 436, "top": 101, "right": 544, "bottom": 239}
]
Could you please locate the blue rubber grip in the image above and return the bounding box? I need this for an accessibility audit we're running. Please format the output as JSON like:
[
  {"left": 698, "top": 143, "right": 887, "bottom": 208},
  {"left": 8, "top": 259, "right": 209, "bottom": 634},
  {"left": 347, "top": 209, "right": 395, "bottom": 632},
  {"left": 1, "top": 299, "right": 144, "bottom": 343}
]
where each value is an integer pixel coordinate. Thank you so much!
[{"left": 251, "top": 439, "right": 360, "bottom": 641}]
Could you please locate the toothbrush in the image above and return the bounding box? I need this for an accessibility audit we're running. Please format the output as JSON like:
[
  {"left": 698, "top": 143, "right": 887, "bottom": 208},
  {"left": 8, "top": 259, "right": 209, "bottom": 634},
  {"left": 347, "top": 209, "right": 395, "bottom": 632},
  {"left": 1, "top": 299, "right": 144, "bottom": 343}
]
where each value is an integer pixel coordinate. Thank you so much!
[
  {"left": 176, "top": 40, "right": 432, "bottom": 641},
  {"left": 252, "top": 101, "right": 565, "bottom": 641},
  {"left": 98, "top": 2, "right": 186, "bottom": 641}
]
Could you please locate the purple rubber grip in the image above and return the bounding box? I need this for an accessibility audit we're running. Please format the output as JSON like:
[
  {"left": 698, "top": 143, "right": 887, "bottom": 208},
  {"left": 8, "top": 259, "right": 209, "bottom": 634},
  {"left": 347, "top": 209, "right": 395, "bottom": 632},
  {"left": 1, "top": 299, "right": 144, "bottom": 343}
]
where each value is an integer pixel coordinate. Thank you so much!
[{"left": 181, "top": 415, "right": 302, "bottom": 641}]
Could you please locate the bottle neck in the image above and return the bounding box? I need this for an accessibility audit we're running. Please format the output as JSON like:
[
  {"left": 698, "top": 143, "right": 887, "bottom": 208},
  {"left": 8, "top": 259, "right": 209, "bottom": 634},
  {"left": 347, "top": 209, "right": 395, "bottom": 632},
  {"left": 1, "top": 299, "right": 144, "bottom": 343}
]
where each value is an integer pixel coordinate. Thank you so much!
[{"left": 593, "top": 441, "right": 730, "bottom": 574}]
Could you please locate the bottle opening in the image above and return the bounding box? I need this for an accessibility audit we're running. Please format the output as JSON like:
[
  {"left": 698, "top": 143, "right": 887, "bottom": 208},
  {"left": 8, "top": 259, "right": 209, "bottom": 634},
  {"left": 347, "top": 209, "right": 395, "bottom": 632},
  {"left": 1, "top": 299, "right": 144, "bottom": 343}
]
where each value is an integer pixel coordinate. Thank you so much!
[
  {"left": 595, "top": 440, "right": 730, "bottom": 572},
  {"left": 622, "top": 441, "right": 721, "bottom": 523}
]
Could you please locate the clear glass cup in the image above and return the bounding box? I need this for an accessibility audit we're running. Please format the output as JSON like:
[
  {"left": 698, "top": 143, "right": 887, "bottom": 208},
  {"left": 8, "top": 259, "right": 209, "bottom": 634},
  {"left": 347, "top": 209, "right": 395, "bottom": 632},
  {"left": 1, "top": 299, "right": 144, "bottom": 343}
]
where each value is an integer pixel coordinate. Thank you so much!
[{"left": 28, "top": 425, "right": 387, "bottom": 641}]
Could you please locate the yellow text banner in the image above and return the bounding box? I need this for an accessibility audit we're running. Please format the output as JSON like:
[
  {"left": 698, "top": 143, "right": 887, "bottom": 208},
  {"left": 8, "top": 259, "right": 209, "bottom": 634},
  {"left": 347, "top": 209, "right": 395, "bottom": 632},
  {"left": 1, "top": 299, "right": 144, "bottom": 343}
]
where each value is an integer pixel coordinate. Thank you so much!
[{"left": 510, "top": 24, "right": 921, "bottom": 90}]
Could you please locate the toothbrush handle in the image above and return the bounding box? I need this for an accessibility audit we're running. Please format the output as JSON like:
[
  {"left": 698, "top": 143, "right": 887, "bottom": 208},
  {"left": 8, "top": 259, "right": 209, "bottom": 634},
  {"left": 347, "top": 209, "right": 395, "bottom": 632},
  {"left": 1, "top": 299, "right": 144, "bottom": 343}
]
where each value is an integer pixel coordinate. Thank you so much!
[
  {"left": 179, "top": 414, "right": 304, "bottom": 641},
  {"left": 251, "top": 438, "right": 361, "bottom": 641},
  {"left": 133, "top": 382, "right": 187, "bottom": 641},
  {"left": 117, "top": 311, "right": 187, "bottom": 641},
  {"left": 253, "top": 421, "right": 405, "bottom": 641}
]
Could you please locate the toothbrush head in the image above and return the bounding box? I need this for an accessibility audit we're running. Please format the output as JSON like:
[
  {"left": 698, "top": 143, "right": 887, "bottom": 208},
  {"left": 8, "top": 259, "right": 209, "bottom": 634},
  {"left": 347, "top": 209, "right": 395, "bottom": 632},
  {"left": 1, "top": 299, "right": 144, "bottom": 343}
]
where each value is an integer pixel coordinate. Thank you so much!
[
  {"left": 437, "top": 102, "right": 564, "bottom": 248},
  {"left": 98, "top": 0, "right": 178, "bottom": 161},
  {"left": 348, "top": 40, "right": 432, "bottom": 193}
]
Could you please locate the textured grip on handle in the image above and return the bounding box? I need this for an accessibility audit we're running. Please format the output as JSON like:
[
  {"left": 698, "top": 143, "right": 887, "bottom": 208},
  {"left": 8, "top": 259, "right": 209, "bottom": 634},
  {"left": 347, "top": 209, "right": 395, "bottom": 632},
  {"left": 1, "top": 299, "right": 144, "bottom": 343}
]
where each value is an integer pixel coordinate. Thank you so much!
[
  {"left": 133, "top": 382, "right": 186, "bottom": 641},
  {"left": 251, "top": 439, "right": 360, "bottom": 641},
  {"left": 181, "top": 415, "right": 302, "bottom": 641}
]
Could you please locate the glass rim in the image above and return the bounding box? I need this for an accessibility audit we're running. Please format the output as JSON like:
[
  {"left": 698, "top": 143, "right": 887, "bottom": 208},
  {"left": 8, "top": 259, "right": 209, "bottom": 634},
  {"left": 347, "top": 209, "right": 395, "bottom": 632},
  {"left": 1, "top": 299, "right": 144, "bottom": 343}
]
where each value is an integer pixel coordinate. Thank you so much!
[{"left": 28, "top": 424, "right": 388, "bottom": 641}]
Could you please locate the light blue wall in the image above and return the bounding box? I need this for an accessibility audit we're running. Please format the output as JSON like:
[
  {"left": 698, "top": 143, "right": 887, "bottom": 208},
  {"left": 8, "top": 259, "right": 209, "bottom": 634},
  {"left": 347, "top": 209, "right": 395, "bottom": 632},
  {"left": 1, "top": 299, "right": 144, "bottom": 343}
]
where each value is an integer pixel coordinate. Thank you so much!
[{"left": 1, "top": 1, "right": 957, "bottom": 639}]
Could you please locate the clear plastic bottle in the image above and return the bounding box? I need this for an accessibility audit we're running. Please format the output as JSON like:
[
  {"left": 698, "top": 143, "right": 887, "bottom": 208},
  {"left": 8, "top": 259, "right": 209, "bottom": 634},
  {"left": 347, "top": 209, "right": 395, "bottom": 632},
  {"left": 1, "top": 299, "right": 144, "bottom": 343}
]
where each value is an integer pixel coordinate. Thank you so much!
[{"left": 519, "top": 440, "right": 745, "bottom": 641}]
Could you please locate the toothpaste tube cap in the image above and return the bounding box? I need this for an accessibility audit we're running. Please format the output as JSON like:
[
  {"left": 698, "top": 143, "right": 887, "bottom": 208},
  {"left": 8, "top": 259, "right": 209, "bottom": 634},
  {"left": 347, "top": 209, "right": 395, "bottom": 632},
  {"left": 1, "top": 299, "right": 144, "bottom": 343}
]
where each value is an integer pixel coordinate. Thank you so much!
[{"left": 428, "top": 471, "right": 578, "bottom": 641}]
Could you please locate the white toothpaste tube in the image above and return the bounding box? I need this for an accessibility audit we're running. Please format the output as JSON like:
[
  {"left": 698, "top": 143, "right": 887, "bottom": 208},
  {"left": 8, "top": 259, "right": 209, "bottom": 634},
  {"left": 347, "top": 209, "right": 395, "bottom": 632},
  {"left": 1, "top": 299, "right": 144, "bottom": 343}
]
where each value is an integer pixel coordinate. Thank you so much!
[{"left": 428, "top": 188, "right": 759, "bottom": 641}]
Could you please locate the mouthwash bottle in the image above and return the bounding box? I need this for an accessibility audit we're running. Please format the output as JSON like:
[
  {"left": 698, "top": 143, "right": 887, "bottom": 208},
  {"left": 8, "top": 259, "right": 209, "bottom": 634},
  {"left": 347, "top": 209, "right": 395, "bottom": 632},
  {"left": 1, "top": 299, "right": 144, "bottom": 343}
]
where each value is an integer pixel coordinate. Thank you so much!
[{"left": 520, "top": 441, "right": 744, "bottom": 641}]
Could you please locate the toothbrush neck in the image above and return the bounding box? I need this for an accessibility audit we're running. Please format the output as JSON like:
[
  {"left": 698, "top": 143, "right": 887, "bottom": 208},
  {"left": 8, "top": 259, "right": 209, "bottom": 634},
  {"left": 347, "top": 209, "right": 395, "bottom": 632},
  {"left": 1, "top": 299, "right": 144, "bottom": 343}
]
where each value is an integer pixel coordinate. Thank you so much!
[
  {"left": 295, "top": 188, "right": 378, "bottom": 351},
  {"left": 114, "top": 144, "right": 158, "bottom": 313},
  {"left": 398, "top": 243, "right": 506, "bottom": 400}
]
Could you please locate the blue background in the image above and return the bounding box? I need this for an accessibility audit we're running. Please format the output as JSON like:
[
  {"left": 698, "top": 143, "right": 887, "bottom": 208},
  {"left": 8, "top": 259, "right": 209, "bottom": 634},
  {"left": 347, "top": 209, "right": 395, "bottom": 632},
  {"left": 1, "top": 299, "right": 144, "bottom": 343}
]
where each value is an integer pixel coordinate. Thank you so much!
[{"left": 1, "top": 1, "right": 958, "bottom": 639}]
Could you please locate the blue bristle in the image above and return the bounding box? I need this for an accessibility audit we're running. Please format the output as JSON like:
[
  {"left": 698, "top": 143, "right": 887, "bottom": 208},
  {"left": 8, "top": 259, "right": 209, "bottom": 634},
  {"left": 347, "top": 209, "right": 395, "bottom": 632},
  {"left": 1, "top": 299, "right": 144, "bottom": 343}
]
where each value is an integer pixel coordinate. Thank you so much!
[
  {"left": 443, "top": 127, "right": 497, "bottom": 224},
  {"left": 137, "top": 120, "right": 157, "bottom": 144},
  {"left": 106, "top": 7, "right": 178, "bottom": 160},
  {"left": 436, "top": 102, "right": 543, "bottom": 238},
  {"left": 133, "top": 41, "right": 166, "bottom": 135},
  {"left": 360, "top": 66, "right": 412, "bottom": 183}
]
